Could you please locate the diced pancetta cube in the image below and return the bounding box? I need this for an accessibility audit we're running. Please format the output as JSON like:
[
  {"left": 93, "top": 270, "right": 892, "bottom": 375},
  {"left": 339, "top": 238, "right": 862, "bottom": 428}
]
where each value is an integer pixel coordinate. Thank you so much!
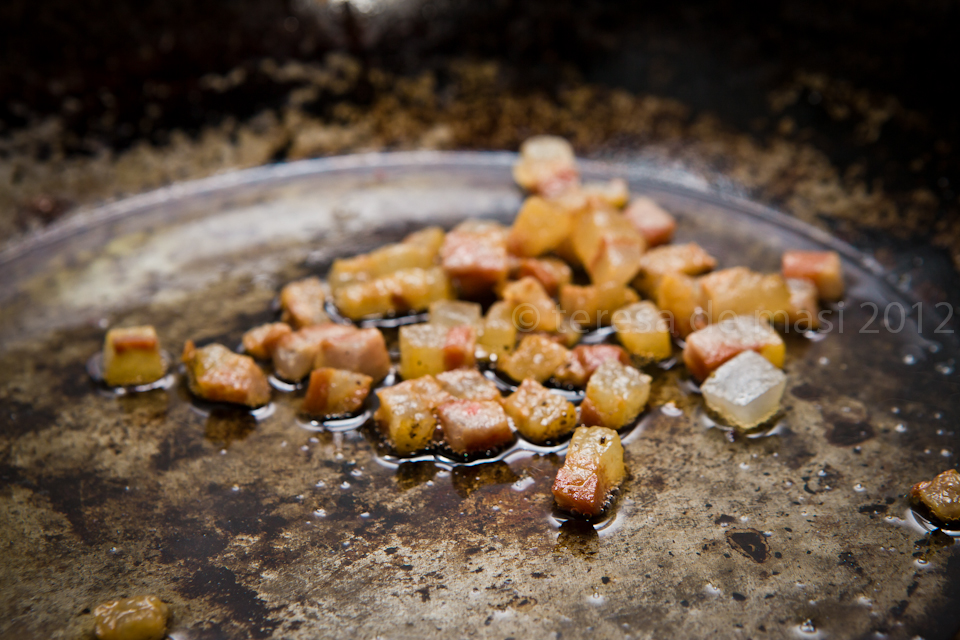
[
  {"left": 242, "top": 322, "right": 292, "bottom": 359},
  {"left": 181, "top": 341, "right": 271, "bottom": 407},
  {"left": 440, "top": 220, "right": 510, "bottom": 296},
  {"left": 280, "top": 277, "right": 329, "bottom": 328},
  {"left": 782, "top": 250, "right": 844, "bottom": 301},
  {"left": 497, "top": 334, "right": 569, "bottom": 383},
  {"left": 477, "top": 301, "right": 517, "bottom": 359},
  {"left": 572, "top": 209, "right": 646, "bottom": 286},
  {"left": 552, "top": 426, "right": 625, "bottom": 517},
  {"left": 682, "top": 315, "right": 785, "bottom": 381},
  {"left": 580, "top": 360, "right": 651, "bottom": 429},
  {"left": 633, "top": 243, "right": 717, "bottom": 297},
  {"left": 613, "top": 301, "right": 673, "bottom": 361},
  {"left": 303, "top": 368, "right": 373, "bottom": 417},
  {"left": 699, "top": 267, "right": 792, "bottom": 324},
  {"left": 700, "top": 350, "right": 786, "bottom": 430},
  {"left": 911, "top": 469, "right": 960, "bottom": 524},
  {"left": 333, "top": 267, "right": 452, "bottom": 320},
  {"left": 655, "top": 272, "right": 708, "bottom": 337},
  {"left": 786, "top": 277, "right": 820, "bottom": 331},
  {"left": 375, "top": 375, "right": 452, "bottom": 455},
  {"left": 102, "top": 326, "right": 166, "bottom": 387},
  {"left": 314, "top": 327, "right": 391, "bottom": 381},
  {"left": 501, "top": 277, "right": 563, "bottom": 333},
  {"left": 272, "top": 323, "right": 356, "bottom": 381},
  {"left": 94, "top": 595, "right": 169, "bottom": 640},
  {"left": 512, "top": 135, "right": 580, "bottom": 196},
  {"left": 559, "top": 282, "right": 639, "bottom": 328},
  {"left": 436, "top": 368, "right": 502, "bottom": 402},
  {"left": 507, "top": 196, "right": 574, "bottom": 258},
  {"left": 429, "top": 299, "right": 483, "bottom": 328},
  {"left": 581, "top": 179, "right": 630, "bottom": 209},
  {"left": 502, "top": 379, "right": 577, "bottom": 444},
  {"left": 554, "top": 344, "right": 631, "bottom": 387},
  {"left": 623, "top": 196, "right": 676, "bottom": 247},
  {"left": 399, "top": 323, "right": 477, "bottom": 380},
  {"left": 437, "top": 399, "right": 513, "bottom": 454},
  {"left": 511, "top": 257, "right": 572, "bottom": 296},
  {"left": 327, "top": 227, "right": 444, "bottom": 292}
]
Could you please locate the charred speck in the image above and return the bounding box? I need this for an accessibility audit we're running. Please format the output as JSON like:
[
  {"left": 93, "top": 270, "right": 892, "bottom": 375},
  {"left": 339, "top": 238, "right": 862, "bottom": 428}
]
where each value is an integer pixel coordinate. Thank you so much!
[
  {"left": 858, "top": 504, "right": 888, "bottom": 514},
  {"left": 732, "top": 592, "right": 746, "bottom": 601},
  {"left": 889, "top": 600, "right": 909, "bottom": 618},
  {"left": 726, "top": 529, "right": 770, "bottom": 563},
  {"left": 827, "top": 419, "right": 875, "bottom": 446},
  {"left": 838, "top": 551, "right": 864, "bottom": 574},
  {"left": 715, "top": 514, "right": 736, "bottom": 526}
]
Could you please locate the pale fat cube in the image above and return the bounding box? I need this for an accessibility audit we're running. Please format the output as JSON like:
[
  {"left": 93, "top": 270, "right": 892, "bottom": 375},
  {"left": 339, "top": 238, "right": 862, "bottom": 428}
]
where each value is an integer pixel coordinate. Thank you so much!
[{"left": 700, "top": 350, "right": 786, "bottom": 430}]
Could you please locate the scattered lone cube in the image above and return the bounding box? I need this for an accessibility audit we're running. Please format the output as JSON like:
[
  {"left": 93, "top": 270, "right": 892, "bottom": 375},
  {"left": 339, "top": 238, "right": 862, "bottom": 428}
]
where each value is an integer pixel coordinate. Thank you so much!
[
  {"left": 911, "top": 469, "right": 960, "bottom": 524},
  {"left": 497, "top": 334, "right": 569, "bottom": 384},
  {"left": 502, "top": 379, "right": 577, "bottom": 444},
  {"left": 399, "top": 323, "right": 477, "bottom": 380},
  {"left": 437, "top": 399, "right": 513, "bottom": 454},
  {"left": 623, "top": 196, "right": 676, "bottom": 247},
  {"left": 440, "top": 220, "right": 510, "bottom": 296},
  {"left": 182, "top": 341, "right": 271, "bottom": 407},
  {"left": 242, "top": 322, "right": 292, "bottom": 360},
  {"left": 682, "top": 315, "right": 785, "bottom": 381},
  {"left": 554, "top": 344, "right": 631, "bottom": 387},
  {"left": 552, "top": 426, "right": 626, "bottom": 517},
  {"left": 782, "top": 250, "right": 845, "bottom": 301},
  {"left": 93, "top": 595, "right": 169, "bottom": 640},
  {"left": 272, "top": 323, "right": 357, "bottom": 381},
  {"left": 280, "top": 277, "right": 329, "bottom": 328},
  {"left": 633, "top": 243, "right": 716, "bottom": 297},
  {"left": 700, "top": 350, "right": 786, "bottom": 430},
  {"left": 436, "top": 368, "right": 502, "bottom": 402},
  {"left": 375, "top": 376, "right": 452, "bottom": 455},
  {"left": 613, "top": 301, "right": 673, "bottom": 361},
  {"left": 478, "top": 301, "right": 517, "bottom": 360},
  {"left": 580, "top": 360, "right": 651, "bottom": 429},
  {"left": 314, "top": 327, "right": 392, "bottom": 382},
  {"left": 303, "top": 368, "right": 373, "bottom": 417},
  {"left": 102, "top": 326, "right": 166, "bottom": 387}
]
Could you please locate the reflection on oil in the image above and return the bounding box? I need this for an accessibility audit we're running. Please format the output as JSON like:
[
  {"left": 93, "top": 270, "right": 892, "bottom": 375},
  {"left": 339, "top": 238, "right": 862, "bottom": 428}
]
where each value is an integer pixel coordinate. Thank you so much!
[
  {"left": 395, "top": 460, "right": 440, "bottom": 491},
  {"left": 450, "top": 461, "right": 519, "bottom": 498}
]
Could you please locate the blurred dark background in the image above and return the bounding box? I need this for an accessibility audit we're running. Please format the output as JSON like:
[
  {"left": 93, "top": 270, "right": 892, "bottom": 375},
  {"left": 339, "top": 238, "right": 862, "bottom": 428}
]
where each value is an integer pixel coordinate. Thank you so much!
[{"left": 2, "top": 0, "right": 959, "bottom": 275}]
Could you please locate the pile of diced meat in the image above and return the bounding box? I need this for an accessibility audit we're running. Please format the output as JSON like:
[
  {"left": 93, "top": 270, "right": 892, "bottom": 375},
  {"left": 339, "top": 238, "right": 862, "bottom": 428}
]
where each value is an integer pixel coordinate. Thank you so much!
[{"left": 98, "top": 135, "right": 846, "bottom": 519}]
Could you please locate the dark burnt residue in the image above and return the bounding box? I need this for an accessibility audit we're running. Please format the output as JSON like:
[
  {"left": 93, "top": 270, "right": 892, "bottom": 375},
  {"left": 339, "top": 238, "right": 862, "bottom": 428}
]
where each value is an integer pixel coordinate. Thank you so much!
[
  {"left": 0, "top": 399, "right": 57, "bottom": 440},
  {"left": 451, "top": 462, "right": 519, "bottom": 498},
  {"left": 554, "top": 520, "right": 599, "bottom": 559},
  {"left": 858, "top": 504, "right": 889, "bottom": 515},
  {"left": 714, "top": 514, "right": 736, "bottom": 526},
  {"left": 204, "top": 409, "right": 258, "bottom": 448},
  {"left": 790, "top": 384, "right": 823, "bottom": 401},
  {"left": 179, "top": 565, "right": 279, "bottom": 639},
  {"left": 395, "top": 461, "right": 440, "bottom": 491},
  {"left": 826, "top": 420, "right": 876, "bottom": 446},
  {"left": 725, "top": 530, "right": 769, "bottom": 563}
]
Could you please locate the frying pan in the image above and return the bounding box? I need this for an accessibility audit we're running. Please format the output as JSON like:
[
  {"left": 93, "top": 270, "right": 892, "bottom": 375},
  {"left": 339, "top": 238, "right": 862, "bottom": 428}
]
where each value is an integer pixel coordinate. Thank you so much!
[{"left": 1, "top": 152, "right": 958, "bottom": 639}]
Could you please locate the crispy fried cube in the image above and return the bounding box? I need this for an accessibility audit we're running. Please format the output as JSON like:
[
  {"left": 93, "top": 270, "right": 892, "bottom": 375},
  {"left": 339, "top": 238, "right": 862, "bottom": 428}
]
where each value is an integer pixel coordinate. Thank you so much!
[
  {"left": 182, "top": 341, "right": 271, "bottom": 407},
  {"left": 559, "top": 282, "right": 639, "bottom": 328},
  {"left": 782, "top": 250, "right": 844, "bottom": 301},
  {"left": 429, "top": 299, "right": 483, "bottom": 328},
  {"left": 511, "top": 257, "right": 572, "bottom": 297},
  {"left": 502, "top": 379, "right": 577, "bottom": 444},
  {"left": 633, "top": 243, "right": 717, "bottom": 297},
  {"left": 399, "top": 323, "right": 477, "bottom": 380},
  {"left": 93, "top": 595, "right": 169, "bottom": 640},
  {"left": 655, "top": 272, "right": 708, "bottom": 337},
  {"left": 437, "top": 399, "right": 512, "bottom": 454},
  {"left": 436, "top": 368, "right": 502, "bottom": 402},
  {"left": 613, "top": 301, "right": 673, "bottom": 361},
  {"left": 314, "top": 327, "right": 391, "bottom": 381},
  {"left": 497, "top": 334, "right": 570, "bottom": 383},
  {"left": 303, "top": 368, "right": 373, "bottom": 417},
  {"left": 272, "top": 323, "right": 356, "bottom": 381},
  {"left": 700, "top": 350, "right": 786, "bottom": 430},
  {"left": 501, "top": 277, "right": 562, "bottom": 333},
  {"left": 440, "top": 220, "right": 510, "bottom": 296},
  {"left": 375, "top": 376, "right": 452, "bottom": 455},
  {"left": 328, "top": 227, "right": 443, "bottom": 292},
  {"left": 911, "top": 469, "right": 960, "bottom": 524},
  {"left": 280, "top": 277, "right": 328, "bottom": 328},
  {"left": 403, "top": 226, "right": 446, "bottom": 256},
  {"left": 512, "top": 135, "right": 579, "bottom": 196},
  {"left": 242, "top": 322, "right": 292, "bottom": 360},
  {"left": 554, "top": 344, "right": 631, "bottom": 387},
  {"left": 581, "top": 179, "right": 630, "bottom": 209},
  {"left": 623, "top": 196, "right": 676, "bottom": 247},
  {"left": 580, "top": 360, "right": 651, "bottom": 429},
  {"left": 570, "top": 209, "right": 647, "bottom": 286},
  {"left": 699, "top": 267, "right": 792, "bottom": 324},
  {"left": 786, "top": 277, "right": 821, "bottom": 330},
  {"left": 333, "top": 267, "right": 452, "bottom": 320},
  {"left": 102, "top": 326, "right": 166, "bottom": 387},
  {"left": 478, "top": 301, "right": 517, "bottom": 359},
  {"left": 552, "top": 426, "right": 626, "bottom": 517},
  {"left": 507, "top": 196, "right": 574, "bottom": 258},
  {"left": 682, "top": 315, "right": 785, "bottom": 381}
]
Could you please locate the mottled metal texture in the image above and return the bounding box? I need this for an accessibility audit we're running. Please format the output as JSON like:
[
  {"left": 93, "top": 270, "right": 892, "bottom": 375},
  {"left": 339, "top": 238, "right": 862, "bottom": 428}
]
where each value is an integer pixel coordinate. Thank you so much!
[{"left": 1, "top": 154, "right": 958, "bottom": 639}]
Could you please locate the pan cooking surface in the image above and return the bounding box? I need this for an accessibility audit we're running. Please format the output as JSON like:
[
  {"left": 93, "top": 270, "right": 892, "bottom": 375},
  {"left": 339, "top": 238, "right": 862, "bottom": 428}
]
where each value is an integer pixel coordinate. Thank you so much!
[{"left": 1, "top": 153, "right": 958, "bottom": 639}]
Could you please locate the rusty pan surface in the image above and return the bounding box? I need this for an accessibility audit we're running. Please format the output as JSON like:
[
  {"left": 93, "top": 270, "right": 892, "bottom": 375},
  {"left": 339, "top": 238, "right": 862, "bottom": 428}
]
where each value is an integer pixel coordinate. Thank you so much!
[{"left": 1, "top": 152, "right": 959, "bottom": 639}]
